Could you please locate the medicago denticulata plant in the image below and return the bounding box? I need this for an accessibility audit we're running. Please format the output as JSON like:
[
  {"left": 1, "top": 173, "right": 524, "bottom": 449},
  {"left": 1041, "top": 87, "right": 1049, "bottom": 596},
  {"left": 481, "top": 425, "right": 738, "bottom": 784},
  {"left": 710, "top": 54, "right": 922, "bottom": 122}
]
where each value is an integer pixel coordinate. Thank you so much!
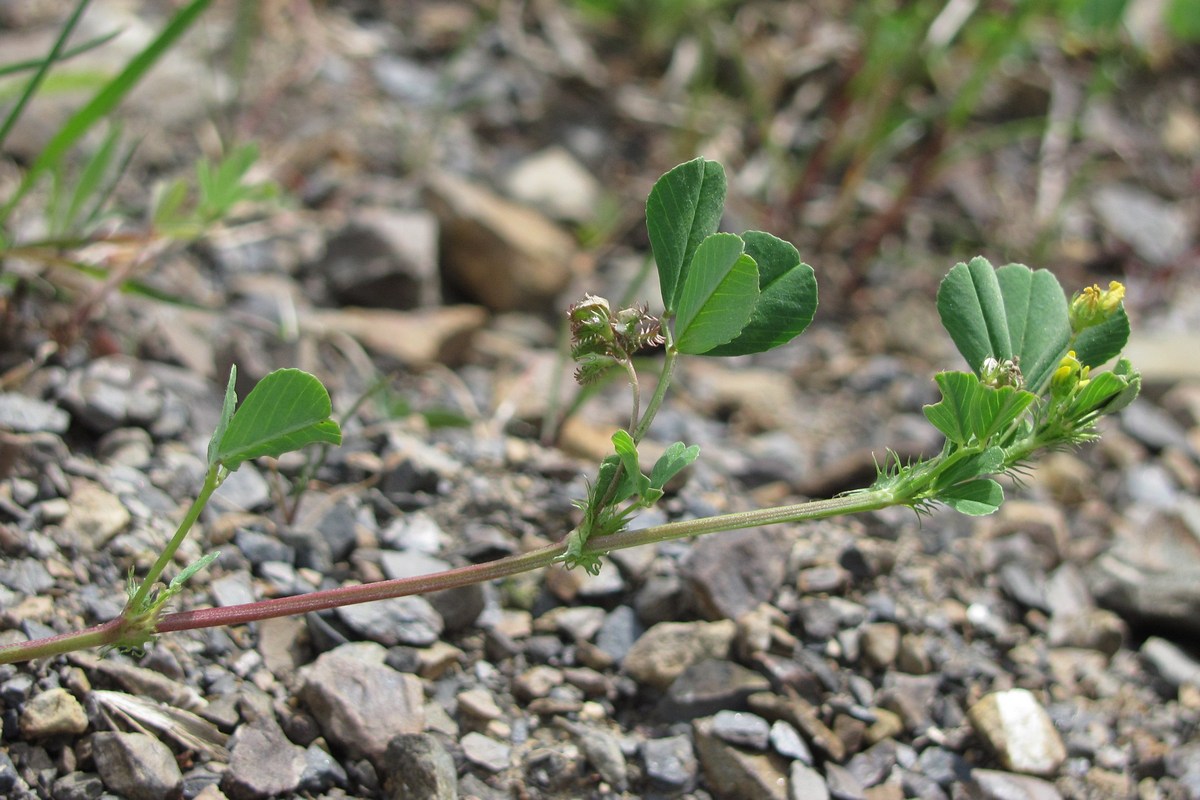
[{"left": 0, "top": 157, "right": 1139, "bottom": 665}]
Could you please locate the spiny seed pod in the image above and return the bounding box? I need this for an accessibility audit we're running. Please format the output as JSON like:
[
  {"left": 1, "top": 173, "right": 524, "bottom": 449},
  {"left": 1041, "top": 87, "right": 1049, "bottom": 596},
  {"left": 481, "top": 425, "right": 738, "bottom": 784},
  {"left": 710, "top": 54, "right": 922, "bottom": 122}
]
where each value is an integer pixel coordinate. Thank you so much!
[
  {"left": 614, "top": 304, "right": 665, "bottom": 352},
  {"left": 567, "top": 294, "right": 666, "bottom": 385}
]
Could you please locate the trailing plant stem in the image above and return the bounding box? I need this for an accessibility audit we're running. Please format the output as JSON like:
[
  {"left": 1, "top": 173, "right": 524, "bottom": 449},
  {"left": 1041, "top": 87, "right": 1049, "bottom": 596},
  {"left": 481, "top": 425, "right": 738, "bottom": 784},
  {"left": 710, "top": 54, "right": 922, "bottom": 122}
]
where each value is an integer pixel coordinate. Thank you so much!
[
  {"left": 166, "top": 487, "right": 897, "bottom": 629},
  {"left": 0, "top": 486, "right": 898, "bottom": 664}
]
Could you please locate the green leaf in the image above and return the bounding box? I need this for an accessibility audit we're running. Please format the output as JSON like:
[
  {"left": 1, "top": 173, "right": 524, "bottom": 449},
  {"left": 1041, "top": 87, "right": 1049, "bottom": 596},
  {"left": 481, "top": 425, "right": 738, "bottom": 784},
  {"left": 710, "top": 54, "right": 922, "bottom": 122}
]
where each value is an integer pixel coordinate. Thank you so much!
[
  {"left": 1071, "top": 306, "right": 1130, "bottom": 369},
  {"left": 207, "top": 365, "right": 238, "bottom": 467},
  {"left": 646, "top": 158, "right": 727, "bottom": 313},
  {"left": 995, "top": 264, "right": 1071, "bottom": 392},
  {"left": 0, "top": 28, "right": 121, "bottom": 80},
  {"left": 1097, "top": 358, "right": 1141, "bottom": 415},
  {"left": 939, "top": 257, "right": 1012, "bottom": 365},
  {"left": 974, "top": 383, "right": 1037, "bottom": 443},
  {"left": 1167, "top": 0, "right": 1200, "bottom": 41},
  {"left": 168, "top": 551, "right": 220, "bottom": 591},
  {"left": 937, "top": 259, "right": 1071, "bottom": 393},
  {"left": 674, "top": 233, "right": 760, "bottom": 355},
  {"left": 213, "top": 368, "right": 342, "bottom": 470},
  {"left": 935, "top": 446, "right": 1004, "bottom": 488},
  {"left": 703, "top": 231, "right": 818, "bottom": 356},
  {"left": 57, "top": 123, "right": 133, "bottom": 235},
  {"left": 941, "top": 479, "right": 1004, "bottom": 516},
  {"left": 923, "top": 371, "right": 1036, "bottom": 446},
  {"left": 1067, "top": 367, "right": 1141, "bottom": 420},
  {"left": 0, "top": 0, "right": 90, "bottom": 161},
  {"left": 611, "top": 430, "right": 651, "bottom": 499},
  {"left": 923, "top": 372, "right": 979, "bottom": 445},
  {"left": 649, "top": 441, "right": 701, "bottom": 489}
]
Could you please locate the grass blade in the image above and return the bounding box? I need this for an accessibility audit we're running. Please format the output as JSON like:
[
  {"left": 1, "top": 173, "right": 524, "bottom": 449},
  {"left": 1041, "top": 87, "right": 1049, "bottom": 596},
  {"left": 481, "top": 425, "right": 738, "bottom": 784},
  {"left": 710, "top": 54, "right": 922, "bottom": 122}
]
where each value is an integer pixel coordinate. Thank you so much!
[
  {"left": 2, "top": 0, "right": 213, "bottom": 220},
  {"left": 0, "top": 0, "right": 92, "bottom": 157},
  {"left": 0, "top": 29, "right": 122, "bottom": 79}
]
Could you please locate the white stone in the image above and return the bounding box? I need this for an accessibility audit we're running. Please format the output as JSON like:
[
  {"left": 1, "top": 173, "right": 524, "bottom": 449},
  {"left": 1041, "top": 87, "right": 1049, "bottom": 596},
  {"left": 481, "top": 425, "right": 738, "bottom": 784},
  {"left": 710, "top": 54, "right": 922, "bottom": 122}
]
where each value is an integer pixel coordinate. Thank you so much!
[{"left": 968, "top": 688, "right": 1066, "bottom": 777}]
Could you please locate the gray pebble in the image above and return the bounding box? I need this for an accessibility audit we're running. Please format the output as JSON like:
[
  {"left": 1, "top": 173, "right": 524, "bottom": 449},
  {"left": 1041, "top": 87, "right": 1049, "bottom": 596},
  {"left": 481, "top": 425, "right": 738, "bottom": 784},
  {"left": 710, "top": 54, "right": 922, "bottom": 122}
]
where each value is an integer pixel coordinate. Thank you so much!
[
  {"left": 335, "top": 595, "right": 443, "bottom": 647},
  {"left": 382, "top": 733, "right": 457, "bottom": 799},
  {"left": 0, "top": 393, "right": 68, "bottom": 434},
  {"left": 460, "top": 732, "right": 511, "bottom": 772},
  {"left": 91, "top": 732, "right": 182, "bottom": 800},
  {"left": 642, "top": 734, "right": 697, "bottom": 790},
  {"left": 712, "top": 710, "right": 771, "bottom": 751}
]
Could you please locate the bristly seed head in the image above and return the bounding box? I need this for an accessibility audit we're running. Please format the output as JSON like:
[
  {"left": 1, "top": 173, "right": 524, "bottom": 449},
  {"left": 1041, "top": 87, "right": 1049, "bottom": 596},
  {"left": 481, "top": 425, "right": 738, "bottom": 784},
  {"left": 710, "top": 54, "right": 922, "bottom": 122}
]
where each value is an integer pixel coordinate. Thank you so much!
[{"left": 567, "top": 295, "right": 664, "bottom": 384}]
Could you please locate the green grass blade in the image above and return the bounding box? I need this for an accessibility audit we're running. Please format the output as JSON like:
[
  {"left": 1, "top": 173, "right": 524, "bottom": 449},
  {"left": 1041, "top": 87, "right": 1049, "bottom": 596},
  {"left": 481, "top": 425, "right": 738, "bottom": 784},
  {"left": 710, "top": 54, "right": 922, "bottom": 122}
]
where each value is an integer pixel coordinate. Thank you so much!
[
  {"left": 78, "top": 134, "right": 139, "bottom": 231},
  {"left": 0, "top": 0, "right": 92, "bottom": 158},
  {"left": 0, "top": 28, "right": 122, "bottom": 79},
  {"left": 3, "top": 0, "right": 212, "bottom": 220},
  {"left": 61, "top": 123, "right": 122, "bottom": 233}
]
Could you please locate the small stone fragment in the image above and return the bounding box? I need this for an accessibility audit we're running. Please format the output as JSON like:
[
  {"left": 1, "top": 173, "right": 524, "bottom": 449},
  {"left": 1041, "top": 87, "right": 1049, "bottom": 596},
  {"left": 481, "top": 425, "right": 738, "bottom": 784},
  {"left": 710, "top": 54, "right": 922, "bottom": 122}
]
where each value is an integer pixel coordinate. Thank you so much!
[
  {"left": 694, "top": 716, "right": 789, "bottom": 800},
  {"left": 683, "top": 527, "right": 792, "bottom": 620},
  {"left": 971, "top": 768, "right": 1064, "bottom": 800},
  {"left": 460, "top": 732, "right": 511, "bottom": 772},
  {"left": 658, "top": 659, "right": 771, "bottom": 721},
  {"left": 503, "top": 146, "right": 602, "bottom": 223},
  {"left": 91, "top": 731, "right": 182, "bottom": 800},
  {"left": 335, "top": 594, "right": 444, "bottom": 647},
  {"left": 61, "top": 480, "right": 131, "bottom": 547},
  {"left": 224, "top": 718, "right": 307, "bottom": 799},
  {"left": 860, "top": 622, "right": 901, "bottom": 669},
  {"left": 642, "top": 735, "right": 698, "bottom": 791},
  {"left": 968, "top": 689, "right": 1066, "bottom": 777},
  {"left": 298, "top": 642, "right": 425, "bottom": 763},
  {"left": 769, "top": 719, "right": 813, "bottom": 764},
  {"left": 321, "top": 208, "right": 441, "bottom": 309},
  {"left": 0, "top": 393, "right": 69, "bottom": 433},
  {"left": 426, "top": 171, "right": 577, "bottom": 312},
  {"left": 305, "top": 306, "right": 486, "bottom": 366},
  {"left": 622, "top": 619, "right": 736, "bottom": 690},
  {"left": 712, "top": 710, "right": 771, "bottom": 751},
  {"left": 789, "top": 761, "right": 831, "bottom": 800},
  {"left": 19, "top": 688, "right": 88, "bottom": 737},
  {"left": 381, "top": 733, "right": 457, "bottom": 800}
]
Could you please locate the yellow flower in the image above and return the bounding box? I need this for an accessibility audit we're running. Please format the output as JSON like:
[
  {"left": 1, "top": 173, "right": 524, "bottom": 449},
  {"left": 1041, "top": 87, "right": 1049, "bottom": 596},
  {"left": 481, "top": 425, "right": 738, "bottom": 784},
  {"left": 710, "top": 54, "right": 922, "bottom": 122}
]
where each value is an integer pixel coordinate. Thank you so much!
[
  {"left": 1069, "top": 281, "right": 1125, "bottom": 332},
  {"left": 1050, "top": 350, "right": 1089, "bottom": 399}
]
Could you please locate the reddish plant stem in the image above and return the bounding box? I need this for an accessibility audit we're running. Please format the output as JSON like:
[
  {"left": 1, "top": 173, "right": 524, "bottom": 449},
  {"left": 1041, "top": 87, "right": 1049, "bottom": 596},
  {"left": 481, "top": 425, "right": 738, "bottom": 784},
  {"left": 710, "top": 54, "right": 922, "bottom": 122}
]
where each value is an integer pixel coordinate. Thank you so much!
[{"left": 155, "top": 541, "right": 567, "bottom": 632}]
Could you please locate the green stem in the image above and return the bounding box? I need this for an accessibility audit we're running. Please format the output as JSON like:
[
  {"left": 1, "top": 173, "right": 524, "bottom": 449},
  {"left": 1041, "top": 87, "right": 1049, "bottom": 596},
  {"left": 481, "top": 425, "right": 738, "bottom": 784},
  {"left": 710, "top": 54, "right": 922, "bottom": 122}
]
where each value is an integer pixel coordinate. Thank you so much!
[
  {"left": 633, "top": 332, "right": 679, "bottom": 445},
  {"left": 126, "top": 464, "right": 222, "bottom": 614}
]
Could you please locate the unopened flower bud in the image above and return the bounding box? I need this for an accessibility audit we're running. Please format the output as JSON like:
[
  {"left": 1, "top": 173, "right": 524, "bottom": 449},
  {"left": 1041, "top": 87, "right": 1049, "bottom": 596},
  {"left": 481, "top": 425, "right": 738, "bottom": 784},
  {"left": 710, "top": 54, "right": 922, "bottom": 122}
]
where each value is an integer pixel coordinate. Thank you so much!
[
  {"left": 1050, "top": 350, "right": 1089, "bottom": 399},
  {"left": 1069, "top": 281, "right": 1125, "bottom": 332}
]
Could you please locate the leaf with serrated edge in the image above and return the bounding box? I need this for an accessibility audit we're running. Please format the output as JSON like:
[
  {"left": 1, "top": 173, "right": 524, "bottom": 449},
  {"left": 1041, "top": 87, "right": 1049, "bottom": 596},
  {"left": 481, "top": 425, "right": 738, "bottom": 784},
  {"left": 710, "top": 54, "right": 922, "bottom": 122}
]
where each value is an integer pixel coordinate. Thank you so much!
[
  {"left": 649, "top": 442, "right": 700, "bottom": 489},
  {"left": 611, "top": 430, "right": 650, "bottom": 499}
]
